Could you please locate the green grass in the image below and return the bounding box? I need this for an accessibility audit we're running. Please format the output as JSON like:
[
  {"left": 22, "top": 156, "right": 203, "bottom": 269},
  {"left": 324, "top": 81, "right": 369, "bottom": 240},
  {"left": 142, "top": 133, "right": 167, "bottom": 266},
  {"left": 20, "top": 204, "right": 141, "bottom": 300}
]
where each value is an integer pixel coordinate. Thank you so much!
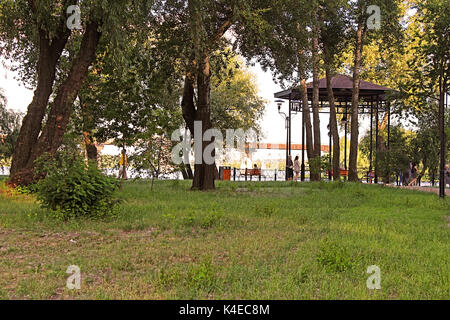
[{"left": 0, "top": 179, "right": 448, "bottom": 299}]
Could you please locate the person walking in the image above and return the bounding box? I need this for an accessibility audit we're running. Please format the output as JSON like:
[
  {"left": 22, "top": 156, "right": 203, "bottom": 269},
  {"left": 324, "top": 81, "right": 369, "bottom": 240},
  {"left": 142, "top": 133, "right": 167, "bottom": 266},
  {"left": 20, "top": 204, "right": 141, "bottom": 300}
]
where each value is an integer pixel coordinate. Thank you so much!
[
  {"left": 118, "top": 149, "right": 128, "bottom": 180},
  {"left": 408, "top": 163, "right": 418, "bottom": 186},
  {"left": 287, "top": 155, "right": 294, "bottom": 181},
  {"left": 294, "top": 156, "right": 301, "bottom": 181}
]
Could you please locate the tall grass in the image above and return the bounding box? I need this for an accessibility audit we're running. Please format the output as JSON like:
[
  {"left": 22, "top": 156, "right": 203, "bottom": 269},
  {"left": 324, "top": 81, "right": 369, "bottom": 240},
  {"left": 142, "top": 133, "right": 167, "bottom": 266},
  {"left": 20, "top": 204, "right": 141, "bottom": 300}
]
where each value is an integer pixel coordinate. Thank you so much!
[{"left": 0, "top": 180, "right": 448, "bottom": 299}]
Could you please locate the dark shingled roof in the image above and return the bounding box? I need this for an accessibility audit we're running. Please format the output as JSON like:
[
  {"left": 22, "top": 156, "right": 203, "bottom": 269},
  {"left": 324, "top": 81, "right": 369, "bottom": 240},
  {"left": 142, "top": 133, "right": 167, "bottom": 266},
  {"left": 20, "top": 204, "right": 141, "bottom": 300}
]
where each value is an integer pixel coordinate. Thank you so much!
[
  {"left": 274, "top": 74, "right": 393, "bottom": 102},
  {"left": 306, "top": 74, "right": 391, "bottom": 91}
]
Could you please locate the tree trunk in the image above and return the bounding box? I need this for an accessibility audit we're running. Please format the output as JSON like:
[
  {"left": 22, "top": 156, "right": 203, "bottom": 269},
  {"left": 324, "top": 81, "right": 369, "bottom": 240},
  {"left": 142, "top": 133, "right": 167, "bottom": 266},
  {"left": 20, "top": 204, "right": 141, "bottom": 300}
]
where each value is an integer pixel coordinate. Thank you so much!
[
  {"left": 25, "top": 20, "right": 101, "bottom": 181},
  {"left": 192, "top": 52, "right": 215, "bottom": 190},
  {"left": 182, "top": 1, "right": 232, "bottom": 190},
  {"left": 181, "top": 70, "right": 196, "bottom": 136},
  {"left": 438, "top": 65, "right": 446, "bottom": 198},
  {"left": 8, "top": 27, "right": 69, "bottom": 186},
  {"left": 311, "top": 15, "right": 321, "bottom": 181},
  {"left": 326, "top": 68, "right": 341, "bottom": 181},
  {"left": 298, "top": 53, "right": 315, "bottom": 168},
  {"left": 311, "top": 12, "right": 320, "bottom": 150},
  {"left": 348, "top": 23, "right": 365, "bottom": 182}
]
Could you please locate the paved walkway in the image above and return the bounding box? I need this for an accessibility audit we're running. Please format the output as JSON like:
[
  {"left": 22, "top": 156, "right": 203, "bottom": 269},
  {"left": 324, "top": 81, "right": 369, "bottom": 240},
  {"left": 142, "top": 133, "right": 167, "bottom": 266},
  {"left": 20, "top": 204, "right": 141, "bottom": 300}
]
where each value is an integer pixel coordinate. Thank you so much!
[{"left": 386, "top": 184, "right": 450, "bottom": 196}]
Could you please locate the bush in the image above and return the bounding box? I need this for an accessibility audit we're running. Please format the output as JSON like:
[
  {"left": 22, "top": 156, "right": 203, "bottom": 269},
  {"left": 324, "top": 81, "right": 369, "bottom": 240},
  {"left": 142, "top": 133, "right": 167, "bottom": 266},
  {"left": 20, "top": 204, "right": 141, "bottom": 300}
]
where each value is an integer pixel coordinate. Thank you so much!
[{"left": 35, "top": 152, "right": 120, "bottom": 218}]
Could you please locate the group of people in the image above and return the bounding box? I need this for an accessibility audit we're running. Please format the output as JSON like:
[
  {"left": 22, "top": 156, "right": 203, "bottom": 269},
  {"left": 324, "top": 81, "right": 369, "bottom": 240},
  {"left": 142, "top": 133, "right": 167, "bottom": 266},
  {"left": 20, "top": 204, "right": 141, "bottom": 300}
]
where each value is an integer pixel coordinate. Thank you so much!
[
  {"left": 407, "top": 161, "right": 419, "bottom": 186},
  {"left": 286, "top": 155, "right": 301, "bottom": 181},
  {"left": 399, "top": 162, "right": 450, "bottom": 188}
]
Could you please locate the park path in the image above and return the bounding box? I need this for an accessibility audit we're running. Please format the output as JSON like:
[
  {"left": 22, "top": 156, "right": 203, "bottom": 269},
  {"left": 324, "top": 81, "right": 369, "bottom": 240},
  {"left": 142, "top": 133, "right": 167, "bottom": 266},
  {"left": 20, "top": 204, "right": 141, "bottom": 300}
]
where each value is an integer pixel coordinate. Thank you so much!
[{"left": 386, "top": 184, "right": 450, "bottom": 196}]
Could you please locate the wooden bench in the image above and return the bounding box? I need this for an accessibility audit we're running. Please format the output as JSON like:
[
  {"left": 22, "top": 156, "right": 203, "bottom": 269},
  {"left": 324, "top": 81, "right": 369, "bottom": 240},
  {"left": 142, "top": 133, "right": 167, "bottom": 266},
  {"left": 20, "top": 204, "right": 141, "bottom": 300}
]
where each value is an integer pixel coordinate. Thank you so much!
[
  {"left": 244, "top": 168, "right": 262, "bottom": 181},
  {"left": 339, "top": 169, "right": 348, "bottom": 177}
]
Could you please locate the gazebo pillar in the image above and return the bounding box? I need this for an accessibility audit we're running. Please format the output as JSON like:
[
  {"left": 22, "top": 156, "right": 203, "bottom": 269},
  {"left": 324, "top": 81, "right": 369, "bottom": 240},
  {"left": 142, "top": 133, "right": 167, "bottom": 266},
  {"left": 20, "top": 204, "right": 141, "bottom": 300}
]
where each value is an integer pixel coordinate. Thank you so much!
[
  {"left": 369, "top": 99, "right": 373, "bottom": 179},
  {"left": 375, "top": 95, "right": 379, "bottom": 184},
  {"left": 387, "top": 101, "right": 391, "bottom": 150}
]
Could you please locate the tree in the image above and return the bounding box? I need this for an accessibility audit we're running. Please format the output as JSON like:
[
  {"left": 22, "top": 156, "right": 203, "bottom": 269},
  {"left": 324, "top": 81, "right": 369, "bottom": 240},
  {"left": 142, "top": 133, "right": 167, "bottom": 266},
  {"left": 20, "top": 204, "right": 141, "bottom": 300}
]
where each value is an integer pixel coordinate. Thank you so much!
[
  {"left": 347, "top": 0, "right": 402, "bottom": 181},
  {"left": 320, "top": 0, "right": 348, "bottom": 180},
  {"left": 210, "top": 54, "right": 266, "bottom": 135},
  {"left": 407, "top": 0, "right": 449, "bottom": 197},
  {"left": 155, "top": 0, "right": 280, "bottom": 190},
  {"left": 1, "top": 0, "right": 153, "bottom": 186},
  {"left": 234, "top": 0, "right": 318, "bottom": 178},
  {"left": 131, "top": 134, "right": 175, "bottom": 190},
  {"left": 81, "top": 36, "right": 183, "bottom": 180},
  {"left": 0, "top": 94, "right": 22, "bottom": 171},
  {"left": 310, "top": 4, "right": 322, "bottom": 181}
]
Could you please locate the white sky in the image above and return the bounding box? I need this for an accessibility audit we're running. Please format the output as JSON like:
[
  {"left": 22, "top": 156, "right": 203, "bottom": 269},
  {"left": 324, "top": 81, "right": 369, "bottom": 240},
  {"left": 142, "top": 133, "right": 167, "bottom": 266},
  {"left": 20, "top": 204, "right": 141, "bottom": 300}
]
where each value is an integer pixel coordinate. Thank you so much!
[{"left": 0, "top": 61, "right": 366, "bottom": 146}]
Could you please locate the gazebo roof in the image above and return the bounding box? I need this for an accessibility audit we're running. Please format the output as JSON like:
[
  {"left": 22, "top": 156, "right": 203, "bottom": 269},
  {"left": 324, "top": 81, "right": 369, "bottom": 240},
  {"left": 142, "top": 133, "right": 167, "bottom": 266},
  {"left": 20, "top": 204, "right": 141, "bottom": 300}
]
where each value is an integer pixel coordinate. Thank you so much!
[{"left": 274, "top": 74, "right": 392, "bottom": 102}]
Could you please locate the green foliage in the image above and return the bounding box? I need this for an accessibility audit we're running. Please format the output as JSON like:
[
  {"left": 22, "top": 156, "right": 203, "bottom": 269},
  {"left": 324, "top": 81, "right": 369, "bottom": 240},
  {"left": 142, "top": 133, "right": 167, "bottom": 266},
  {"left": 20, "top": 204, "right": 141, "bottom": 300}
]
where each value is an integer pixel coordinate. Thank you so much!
[
  {"left": 35, "top": 152, "right": 120, "bottom": 219},
  {"left": 0, "top": 97, "right": 22, "bottom": 166},
  {"left": 308, "top": 156, "right": 323, "bottom": 176},
  {"left": 317, "top": 240, "right": 361, "bottom": 273},
  {"left": 210, "top": 53, "right": 267, "bottom": 134}
]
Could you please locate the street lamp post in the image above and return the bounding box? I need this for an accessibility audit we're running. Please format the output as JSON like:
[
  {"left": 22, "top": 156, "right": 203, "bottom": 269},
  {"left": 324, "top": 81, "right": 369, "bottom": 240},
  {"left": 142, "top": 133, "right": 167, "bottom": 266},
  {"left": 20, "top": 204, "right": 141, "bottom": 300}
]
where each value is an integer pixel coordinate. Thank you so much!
[
  {"left": 277, "top": 99, "right": 298, "bottom": 181},
  {"left": 277, "top": 100, "right": 289, "bottom": 181}
]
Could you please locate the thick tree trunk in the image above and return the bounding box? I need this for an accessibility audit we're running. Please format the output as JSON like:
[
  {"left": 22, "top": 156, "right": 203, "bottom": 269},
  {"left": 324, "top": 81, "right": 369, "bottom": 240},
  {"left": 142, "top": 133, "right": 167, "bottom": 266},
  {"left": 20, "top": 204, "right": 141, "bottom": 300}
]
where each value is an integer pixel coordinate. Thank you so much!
[
  {"left": 181, "top": 70, "right": 196, "bottom": 136},
  {"left": 24, "top": 21, "right": 101, "bottom": 182},
  {"left": 8, "top": 27, "right": 69, "bottom": 186},
  {"left": 438, "top": 69, "right": 446, "bottom": 198},
  {"left": 311, "top": 17, "right": 321, "bottom": 181},
  {"left": 300, "top": 78, "right": 316, "bottom": 177},
  {"left": 326, "top": 68, "right": 341, "bottom": 181},
  {"left": 348, "top": 23, "right": 365, "bottom": 182},
  {"left": 311, "top": 10, "right": 321, "bottom": 154},
  {"left": 183, "top": 1, "right": 232, "bottom": 190},
  {"left": 192, "top": 52, "right": 215, "bottom": 190},
  {"left": 298, "top": 54, "right": 315, "bottom": 164}
]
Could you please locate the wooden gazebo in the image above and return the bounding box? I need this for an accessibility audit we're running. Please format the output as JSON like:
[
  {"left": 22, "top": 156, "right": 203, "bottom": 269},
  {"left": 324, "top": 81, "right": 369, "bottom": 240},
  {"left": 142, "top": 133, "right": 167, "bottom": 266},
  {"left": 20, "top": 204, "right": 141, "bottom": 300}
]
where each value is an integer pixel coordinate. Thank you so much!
[{"left": 274, "top": 74, "right": 393, "bottom": 182}]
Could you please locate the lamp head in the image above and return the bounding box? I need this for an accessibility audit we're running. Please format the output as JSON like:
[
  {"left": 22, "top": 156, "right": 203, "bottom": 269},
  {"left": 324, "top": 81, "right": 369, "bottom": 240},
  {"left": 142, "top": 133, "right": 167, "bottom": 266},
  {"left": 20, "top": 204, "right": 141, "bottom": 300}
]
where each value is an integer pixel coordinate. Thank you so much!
[{"left": 275, "top": 99, "right": 284, "bottom": 110}]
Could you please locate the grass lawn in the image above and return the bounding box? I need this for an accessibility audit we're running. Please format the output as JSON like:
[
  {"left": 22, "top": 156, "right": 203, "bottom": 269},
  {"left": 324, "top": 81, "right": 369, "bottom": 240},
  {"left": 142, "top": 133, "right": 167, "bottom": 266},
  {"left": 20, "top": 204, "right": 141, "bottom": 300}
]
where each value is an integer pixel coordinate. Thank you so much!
[{"left": 0, "top": 179, "right": 448, "bottom": 299}]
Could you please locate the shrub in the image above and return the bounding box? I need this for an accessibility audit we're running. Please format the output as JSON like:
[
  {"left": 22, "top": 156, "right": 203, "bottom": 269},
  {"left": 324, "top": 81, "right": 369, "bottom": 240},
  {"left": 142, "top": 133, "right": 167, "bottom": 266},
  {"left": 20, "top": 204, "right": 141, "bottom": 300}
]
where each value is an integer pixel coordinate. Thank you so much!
[
  {"left": 35, "top": 152, "right": 120, "bottom": 218},
  {"left": 317, "top": 240, "right": 360, "bottom": 273}
]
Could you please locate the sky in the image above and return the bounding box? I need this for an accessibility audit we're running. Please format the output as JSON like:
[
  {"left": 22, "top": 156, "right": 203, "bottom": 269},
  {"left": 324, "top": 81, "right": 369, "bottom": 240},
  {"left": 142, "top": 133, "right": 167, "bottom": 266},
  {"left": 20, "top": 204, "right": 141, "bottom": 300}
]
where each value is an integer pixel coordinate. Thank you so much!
[{"left": 0, "top": 60, "right": 342, "bottom": 147}]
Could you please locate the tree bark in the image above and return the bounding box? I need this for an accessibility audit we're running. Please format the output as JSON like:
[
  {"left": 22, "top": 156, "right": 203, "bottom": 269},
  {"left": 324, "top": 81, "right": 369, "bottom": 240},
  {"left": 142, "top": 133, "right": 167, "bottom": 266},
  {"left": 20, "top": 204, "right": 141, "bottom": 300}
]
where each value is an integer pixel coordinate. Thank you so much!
[
  {"left": 348, "top": 23, "right": 365, "bottom": 182},
  {"left": 438, "top": 60, "right": 447, "bottom": 198},
  {"left": 181, "top": 69, "right": 196, "bottom": 136},
  {"left": 311, "top": 13, "right": 321, "bottom": 181},
  {"left": 298, "top": 56, "right": 315, "bottom": 164},
  {"left": 182, "top": 2, "right": 233, "bottom": 190},
  {"left": 24, "top": 20, "right": 102, "bottom": 181},
  {"left": 311, "top": 10, "right": 321, "bottom": 151},
  {"left": 8, "top": 26, "right": 70, "bottom": 186},
  {"left": 192, "top": 51, "right": 215, "bottom": 190}
]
